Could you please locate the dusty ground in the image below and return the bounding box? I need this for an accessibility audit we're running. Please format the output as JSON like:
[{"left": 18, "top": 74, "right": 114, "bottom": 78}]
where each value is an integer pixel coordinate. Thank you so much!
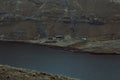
[
  {"left": 17, "top": 38, "right": 120, "bottom": 54},
  {"left": 0, "top": 65, "right": 78, "bottom": 80},
  {"left": 70, "top": 39, "right": 120, "bottom": 54}
]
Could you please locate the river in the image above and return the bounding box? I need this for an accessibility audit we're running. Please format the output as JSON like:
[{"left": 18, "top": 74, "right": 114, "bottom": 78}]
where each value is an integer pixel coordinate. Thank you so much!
[{"left": 0, "top": 41, "right": 120, "bottom": 80}]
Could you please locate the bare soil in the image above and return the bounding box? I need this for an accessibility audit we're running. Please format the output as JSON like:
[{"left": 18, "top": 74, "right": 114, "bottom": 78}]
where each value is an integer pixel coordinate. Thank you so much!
[
  {"left": 0, "top": 65, "right": 78, "bottom": 80},
  {"left": 0, "top": 0, "right": 120, "bottom": 40}
]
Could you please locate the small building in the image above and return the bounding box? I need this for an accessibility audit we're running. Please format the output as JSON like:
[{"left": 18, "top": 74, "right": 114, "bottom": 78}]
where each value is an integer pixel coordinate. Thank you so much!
[
  {"left": 81, "top": 38, "right": 88, "bottom": 43},
  {"left": 55, "top": 35, "right": 64, "bottom": 40}
]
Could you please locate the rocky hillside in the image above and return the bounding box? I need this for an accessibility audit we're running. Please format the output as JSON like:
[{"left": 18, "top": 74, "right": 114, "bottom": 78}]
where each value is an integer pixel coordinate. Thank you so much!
[
  {"left": 0, "top": 0, "right": 119, "bottom": 40},
  {"left": 0, "top": 65, "right": 78, "bottom": 80}
]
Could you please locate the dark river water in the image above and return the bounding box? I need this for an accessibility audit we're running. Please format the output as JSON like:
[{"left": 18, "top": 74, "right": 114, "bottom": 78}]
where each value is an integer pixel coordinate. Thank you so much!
[{"left": 0, "top": 41, "right": 120, "bottom": 80}]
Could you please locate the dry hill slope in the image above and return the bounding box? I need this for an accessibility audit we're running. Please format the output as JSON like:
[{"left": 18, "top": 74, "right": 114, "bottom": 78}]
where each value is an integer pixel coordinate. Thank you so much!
[{"left": 0, "top": 65, "right": 78, "bottom": 80}]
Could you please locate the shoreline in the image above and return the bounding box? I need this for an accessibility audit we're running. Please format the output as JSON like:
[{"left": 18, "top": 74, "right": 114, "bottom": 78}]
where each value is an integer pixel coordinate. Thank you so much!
[
  {"left": 0, "top": 39, "right": 120, "bottom": 55},
  {"left": 0, "top": 65, "right": 78, "bottom": 80}
]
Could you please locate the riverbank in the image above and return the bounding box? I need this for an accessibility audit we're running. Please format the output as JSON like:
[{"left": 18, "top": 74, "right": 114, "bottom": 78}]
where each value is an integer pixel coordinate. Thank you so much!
[
  {"left": 28, "top": 39, "right": 120, "bottom": 55},
  {"left": 0, "top": 39, "right": 120, "bottom": 55},
  {"left": 0, "top": 65, "right": 78, "bottom": 80},
  {"left": 70, "top": 39, "right": 120, "bottom": 54}
]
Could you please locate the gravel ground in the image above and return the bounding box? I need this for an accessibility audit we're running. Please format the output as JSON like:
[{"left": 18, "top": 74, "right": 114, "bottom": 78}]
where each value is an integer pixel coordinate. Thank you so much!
[
  {"left": 78, "top": 39, "right": 120, "bottom": 54},
  {"left": 0, "top": 65, "right": 79, "bottom": 80}
]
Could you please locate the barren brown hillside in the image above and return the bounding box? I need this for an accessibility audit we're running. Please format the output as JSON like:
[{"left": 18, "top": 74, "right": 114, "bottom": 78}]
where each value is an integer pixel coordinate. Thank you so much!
[{"left": 0, "top": 0, "right": 119, "bottom": 40}]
